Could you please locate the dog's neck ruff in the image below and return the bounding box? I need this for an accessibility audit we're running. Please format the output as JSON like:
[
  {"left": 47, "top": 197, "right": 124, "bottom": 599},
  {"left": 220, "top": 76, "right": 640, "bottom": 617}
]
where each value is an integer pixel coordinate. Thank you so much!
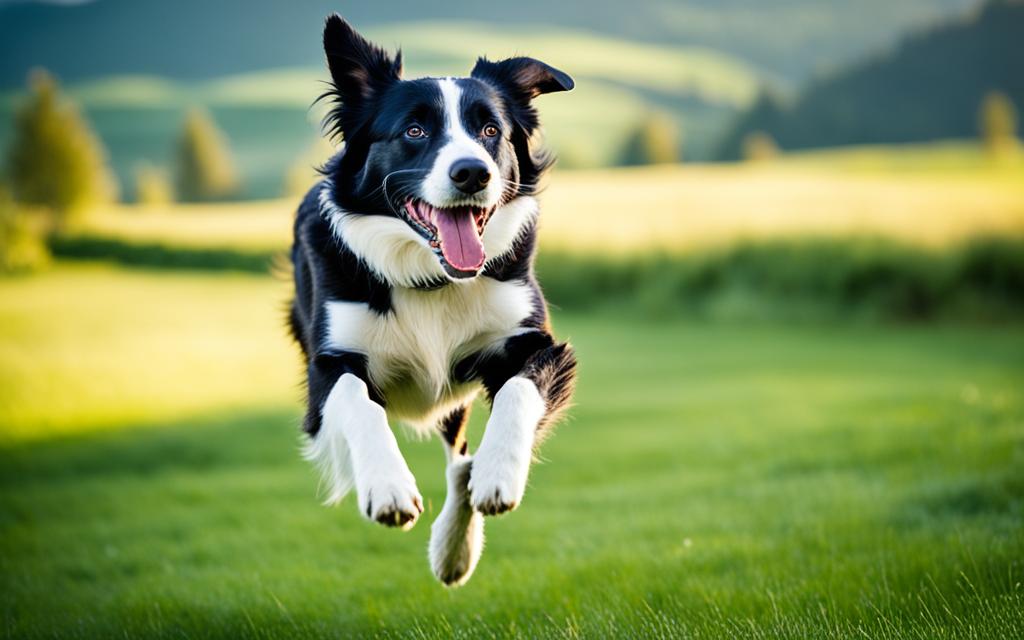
[{"left": 318, "top": 180, "right": 538, "bottom": 289}]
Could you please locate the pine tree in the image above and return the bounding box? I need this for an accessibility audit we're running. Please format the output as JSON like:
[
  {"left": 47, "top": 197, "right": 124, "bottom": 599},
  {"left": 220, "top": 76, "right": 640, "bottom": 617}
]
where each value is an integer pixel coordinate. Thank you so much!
[
  {"left": 133, "top": 163, "right": 173, "bottom": 206},
  {"left": 979, "top": 91, "right": 1018, "bottom": 157},
  {"left": 742, "top": 131, "right": 780, "bottom": 162},
  {"left": 618, "top": 113, "right": 681, "bottom": 166},
  {"left": 282, "top": 137, "right": 335, "bottom": 198},
  {"left": 4, "top": 69, "right": 116, "bottom": 222},
  {"left": 175, "top": 107, "right": 240, "bottom": 202},
  {"left": 0, "top": 186, "right": 50, "bottom": 273}
]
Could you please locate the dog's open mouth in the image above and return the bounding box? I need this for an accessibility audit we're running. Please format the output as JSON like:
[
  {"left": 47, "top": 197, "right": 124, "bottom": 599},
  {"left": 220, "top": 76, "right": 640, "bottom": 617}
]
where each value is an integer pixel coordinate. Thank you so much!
[{"left": 403, "top": 199, "right": 494, "bottom": 278}]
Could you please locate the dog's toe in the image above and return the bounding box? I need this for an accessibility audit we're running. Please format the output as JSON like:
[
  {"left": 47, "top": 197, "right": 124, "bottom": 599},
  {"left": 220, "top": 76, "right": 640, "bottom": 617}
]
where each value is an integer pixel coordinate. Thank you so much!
[
  {"left": 468, "top": 473, "right": 521, "bottom": 516},
  {"left": 361, "top": 478, "right": 423, "bottom": 530},
  {"left": 473, "top": 490, "right": 517, "bottom": 516},
  {"left": 376, "top": 504, "right": 419, "bottom": 528}
]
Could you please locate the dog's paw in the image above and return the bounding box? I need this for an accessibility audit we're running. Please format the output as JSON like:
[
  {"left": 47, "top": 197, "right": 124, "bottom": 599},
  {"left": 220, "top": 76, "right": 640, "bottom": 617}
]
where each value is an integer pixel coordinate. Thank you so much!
[
  {"left": 430, "top": 457, "right": 484, "bottom": 587},
  {"left": 468, "top": 448, "right": 530, "bottom": 516},
  {"left": 357, "top": 471, "right": 423, "bottom": 530}
]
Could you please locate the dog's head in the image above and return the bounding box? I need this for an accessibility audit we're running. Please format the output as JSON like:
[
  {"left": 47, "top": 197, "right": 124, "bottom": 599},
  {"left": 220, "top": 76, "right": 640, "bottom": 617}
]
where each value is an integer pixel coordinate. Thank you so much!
[{"left": 319, "top": 15, "right": 573, "bottom": 282}]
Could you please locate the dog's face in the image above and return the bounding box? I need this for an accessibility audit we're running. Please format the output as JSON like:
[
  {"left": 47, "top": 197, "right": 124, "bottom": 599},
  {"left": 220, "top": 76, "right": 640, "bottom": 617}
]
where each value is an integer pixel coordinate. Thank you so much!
[{"left": 321, "top": 15, "right": 573, "bottom": 280}]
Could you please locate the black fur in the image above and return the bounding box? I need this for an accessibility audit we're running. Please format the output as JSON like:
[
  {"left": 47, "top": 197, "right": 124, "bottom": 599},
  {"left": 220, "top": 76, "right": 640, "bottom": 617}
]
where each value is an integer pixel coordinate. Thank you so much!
[{"left": 439, "top": 405, "right": 471, "bottom": 455}]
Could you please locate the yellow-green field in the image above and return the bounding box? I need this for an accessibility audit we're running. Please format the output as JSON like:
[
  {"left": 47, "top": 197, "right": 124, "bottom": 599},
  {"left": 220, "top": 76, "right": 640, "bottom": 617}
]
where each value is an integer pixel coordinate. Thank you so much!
[
  {"left": 2, "top": 152, "right": 1023, "bottom": 637},
  {"left": 0, "top": 264, "right": 298, "bottom": 443},
  {"left": 1, "top": 262, "right": 1022, "bottom": 638},
  {"left": 70, "top": 145, "right": 1024, "bottom": 255}
]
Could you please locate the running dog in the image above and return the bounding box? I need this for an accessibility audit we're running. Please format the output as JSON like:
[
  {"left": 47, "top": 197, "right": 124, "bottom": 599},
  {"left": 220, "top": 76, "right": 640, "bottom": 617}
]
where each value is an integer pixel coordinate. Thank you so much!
[{"left": 288, "top": 14, "right": 576, "bottom": 586}]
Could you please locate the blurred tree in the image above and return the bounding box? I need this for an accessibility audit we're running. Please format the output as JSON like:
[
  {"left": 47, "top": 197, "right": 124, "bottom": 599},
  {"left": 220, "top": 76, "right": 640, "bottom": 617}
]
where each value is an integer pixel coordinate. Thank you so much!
[
  {"left": 742, "top": 131, "right": 780, "bottom": 162},
  {"left": 715, "top": 89, "right": 786, "bottom": 161},
  {"left": 283, "top": 137, "right": 335, "bottom": 198},
  {"left": 714, "top": 2, "right": 1024, "bottom": 159},
  {"left": 3, "top": 69, "right": 117, "bottom": 224},
  {"left": 133, "top": 163, "right": 173, "bottom": 206},
  {"left": 979, "top": 91, "right": 1018, "bottom": 157},
  {"left": 618, "top": 113, "right": 681, "bottom": 166},
  {"left": 0, "top": 185, "right": 50, "bottom": 273},
  {"left": 550, "top": 139, "right": 591, "bottom": 171},
  {"left": 175, "top": 107, "right": 240, "bottom": 202}
]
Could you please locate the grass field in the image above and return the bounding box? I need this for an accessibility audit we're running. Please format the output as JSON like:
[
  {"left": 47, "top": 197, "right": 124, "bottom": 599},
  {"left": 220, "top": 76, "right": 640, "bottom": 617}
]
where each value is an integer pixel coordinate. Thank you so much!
[
  {"left": 67, "top": 149, "right": 1024, "bottom": 256},
  {"left": 1, "top": 264, "right": 1022, "bottom": 638}
]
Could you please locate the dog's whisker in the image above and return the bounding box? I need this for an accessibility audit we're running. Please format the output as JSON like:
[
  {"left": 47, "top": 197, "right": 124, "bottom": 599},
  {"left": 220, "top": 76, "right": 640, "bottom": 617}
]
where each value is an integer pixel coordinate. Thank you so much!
[{"left": 364, "top": 168, "right": 430, "bottom": 202}]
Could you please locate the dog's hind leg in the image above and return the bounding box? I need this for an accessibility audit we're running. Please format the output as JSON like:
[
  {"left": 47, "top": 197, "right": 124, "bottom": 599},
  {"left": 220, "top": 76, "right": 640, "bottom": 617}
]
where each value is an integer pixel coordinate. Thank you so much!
[{"left": 429, "top": 404, "right": 485, "bottom": 586}]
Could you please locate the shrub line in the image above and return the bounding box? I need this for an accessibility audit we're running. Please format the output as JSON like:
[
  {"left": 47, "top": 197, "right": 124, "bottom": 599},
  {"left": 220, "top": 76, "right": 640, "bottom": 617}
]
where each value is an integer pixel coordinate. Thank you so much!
[{"left": 50, "top": 233, "right": 1024, "bottom": 321}]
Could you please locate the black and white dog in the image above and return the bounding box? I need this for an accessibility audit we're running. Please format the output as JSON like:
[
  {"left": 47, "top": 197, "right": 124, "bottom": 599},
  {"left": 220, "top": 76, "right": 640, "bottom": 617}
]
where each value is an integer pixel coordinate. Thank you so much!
[{"left": 289, "top": 15, "right": 577, "bottom": 586}]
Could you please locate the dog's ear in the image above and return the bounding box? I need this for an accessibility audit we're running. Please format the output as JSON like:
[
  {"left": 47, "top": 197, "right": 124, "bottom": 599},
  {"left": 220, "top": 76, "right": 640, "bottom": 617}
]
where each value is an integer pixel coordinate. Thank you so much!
[
  {"left": 471, "top": 57, "right": 574, "bottom": 103},
  {"left": 321, "top": 14, "right": 402, "bottom": 139},
  {"left": 472, "top": 57, "right": 573, "bottom": 182}
]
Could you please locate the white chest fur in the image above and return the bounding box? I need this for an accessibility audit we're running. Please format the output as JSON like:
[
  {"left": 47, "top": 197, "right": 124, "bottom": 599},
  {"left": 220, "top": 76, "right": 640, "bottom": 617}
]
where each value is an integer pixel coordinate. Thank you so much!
[{"left": 325, "top": 277, "right": 535, "bottom": 429}]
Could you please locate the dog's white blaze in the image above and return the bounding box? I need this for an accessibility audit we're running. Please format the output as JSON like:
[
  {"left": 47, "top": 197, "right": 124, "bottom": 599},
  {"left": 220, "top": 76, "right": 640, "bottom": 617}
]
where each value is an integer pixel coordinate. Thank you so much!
[
  {"left": 320, "top": 181, "right": 537, "bottom": 287},
  {"left": 429, "top": 453, "right": 485, "bottom": 586},
  {"left": 469, "top": 376, "right": 546, "bottom": 510},
  {"left": 303, "top": 374, "right": 421, "bottom": 521},
  {"left": 421, "top": 78, "right": 503, "bottom": 208},
  {"left": 325, "top": 277, "right": 535, "bottom": 429}
]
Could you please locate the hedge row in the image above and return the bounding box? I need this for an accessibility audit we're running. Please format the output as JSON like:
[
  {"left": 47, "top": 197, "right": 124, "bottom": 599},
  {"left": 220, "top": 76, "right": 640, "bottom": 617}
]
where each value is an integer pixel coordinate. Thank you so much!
[{"left": 53, "top": 233, "right": 1024, "bottom": 321}]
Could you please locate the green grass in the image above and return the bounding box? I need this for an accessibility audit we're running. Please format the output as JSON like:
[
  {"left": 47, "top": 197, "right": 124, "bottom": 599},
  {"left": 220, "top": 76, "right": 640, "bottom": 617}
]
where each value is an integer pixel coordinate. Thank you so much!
[
  {"left": 0, "top": 264, "right": 298, "bottom": 442},
  {"left": 59, "top": 155, "right": 1024, "bottom": 256},
  {"left": 45, "top": 233, "right": 1024, "bottom": 322},
  {"left": 1, "top": 264, "right": 1023, "bottom": 638}
]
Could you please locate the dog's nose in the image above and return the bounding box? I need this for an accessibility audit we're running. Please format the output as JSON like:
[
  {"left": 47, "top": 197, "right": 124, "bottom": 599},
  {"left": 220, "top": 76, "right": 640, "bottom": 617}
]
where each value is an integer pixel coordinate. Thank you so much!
[{"left": 449, "top": 158, "right": 491, "bottom": 194}]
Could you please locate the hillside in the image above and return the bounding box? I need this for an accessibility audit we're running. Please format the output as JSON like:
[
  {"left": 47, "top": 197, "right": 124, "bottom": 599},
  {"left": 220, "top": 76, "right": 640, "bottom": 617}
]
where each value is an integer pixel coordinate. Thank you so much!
[
  {"left": 0, "top": 23, "right": 761, "bottom": 198},
  {"left": 0, "top": 0, "right": 976, "bottom": 86},
  {"left": 717, "top": 0, "right": 1024, "bottom": 158}
]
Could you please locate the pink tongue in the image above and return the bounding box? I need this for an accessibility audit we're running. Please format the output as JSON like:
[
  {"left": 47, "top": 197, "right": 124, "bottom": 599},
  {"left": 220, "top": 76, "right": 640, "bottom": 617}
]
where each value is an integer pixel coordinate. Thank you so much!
[{"left": 434, "top": 208, "right": 485, "bottom": 272}]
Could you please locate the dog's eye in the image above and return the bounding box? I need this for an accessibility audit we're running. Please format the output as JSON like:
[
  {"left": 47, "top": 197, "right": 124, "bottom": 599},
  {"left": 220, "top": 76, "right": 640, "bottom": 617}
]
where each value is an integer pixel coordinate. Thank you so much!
[
  {"left": 405, "top": 125, "right": 426, "bottom": 139},
  {"left": 482, "top": 124, "right": 500, "bottom": 138}
]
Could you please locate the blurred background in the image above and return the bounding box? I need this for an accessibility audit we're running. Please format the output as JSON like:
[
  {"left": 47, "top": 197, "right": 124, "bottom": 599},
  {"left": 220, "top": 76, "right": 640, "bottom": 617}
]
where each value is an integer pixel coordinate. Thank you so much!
[{"left": 1, "top": 1, "right": 1022, "bottom": 638}]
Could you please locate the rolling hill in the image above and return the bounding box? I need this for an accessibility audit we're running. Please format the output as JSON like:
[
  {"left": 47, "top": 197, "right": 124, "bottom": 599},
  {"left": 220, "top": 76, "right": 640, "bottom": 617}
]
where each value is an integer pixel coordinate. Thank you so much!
[
  {"left": 716, "top": 0, "right": 1024, "bottom": 158},
  {"left": 0, "top": 23, "right": 760, "bottom": 198},
  {"left": 0, "top": 0, "right": 978, "bottom": 86}
]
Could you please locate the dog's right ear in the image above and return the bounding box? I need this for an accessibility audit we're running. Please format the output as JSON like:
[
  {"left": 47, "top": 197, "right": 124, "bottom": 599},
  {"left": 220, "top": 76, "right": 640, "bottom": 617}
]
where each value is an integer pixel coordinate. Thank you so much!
[{"left": 322, "top": 14, "right": 402, "bottom": 139}]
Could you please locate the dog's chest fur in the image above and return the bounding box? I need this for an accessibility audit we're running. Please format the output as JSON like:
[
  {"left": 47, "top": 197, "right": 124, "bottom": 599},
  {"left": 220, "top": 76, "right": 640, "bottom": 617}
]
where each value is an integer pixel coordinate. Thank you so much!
[{"left": 325, "top": 277, "right": 534, "bottom": 428}]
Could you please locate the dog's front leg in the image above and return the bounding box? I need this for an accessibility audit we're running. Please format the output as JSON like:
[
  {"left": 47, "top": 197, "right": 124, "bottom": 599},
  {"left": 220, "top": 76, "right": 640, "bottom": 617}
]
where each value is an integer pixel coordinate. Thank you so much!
[
  {"left": 469, "top": 341, "right": 577, "bottom": 515},
  {"left": 305, "top": 371, "right": 423, "bottom": 529}
]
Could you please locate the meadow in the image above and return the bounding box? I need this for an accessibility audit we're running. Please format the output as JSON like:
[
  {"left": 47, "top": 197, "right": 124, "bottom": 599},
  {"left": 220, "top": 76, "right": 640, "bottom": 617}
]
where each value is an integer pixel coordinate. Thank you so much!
[
  {"left": 2, "top": 153, "right": 1024, "bottom": 637},
  {"left": 1, "top": 263, "right": 1023, "bottom": 638},
  {"left": 54, "top": 150, "right": 1024, "bottom": 322},
  {"left": 64, "top": 144, "right": 1024, "bottom": 255}
]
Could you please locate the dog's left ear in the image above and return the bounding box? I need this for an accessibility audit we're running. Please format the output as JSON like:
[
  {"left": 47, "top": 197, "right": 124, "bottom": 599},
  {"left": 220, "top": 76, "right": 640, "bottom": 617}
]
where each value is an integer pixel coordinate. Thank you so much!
[
  {"left": 322, "top": 14, "right": 402, "bottom": 139},
  {"left": 471, "top": 57, "right": 573, "bottom": 138},
  {"left": 471, "top": 57, "right": 574, "bottom": 103}
]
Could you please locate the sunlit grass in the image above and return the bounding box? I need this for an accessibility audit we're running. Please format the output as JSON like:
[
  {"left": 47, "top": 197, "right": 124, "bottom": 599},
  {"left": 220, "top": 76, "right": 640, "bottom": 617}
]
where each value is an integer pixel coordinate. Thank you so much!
[
  {"left": 68, "top": 151, "right": 1024, "bottom": 256},
  {"left": 775, "top": 140, "right": 1024, "bottom": 176},
  {"left": 0, "top": 263, "right": 1022, "bottom": 637},
  {"left": 0, "top": 263, "right": 300, "bottom": 442},
  {"left": 539, "top": 160, "right": 1024, "bottom": 253},
  {"left": 71, "top": 201, "right": 294, "bottom": 252}
]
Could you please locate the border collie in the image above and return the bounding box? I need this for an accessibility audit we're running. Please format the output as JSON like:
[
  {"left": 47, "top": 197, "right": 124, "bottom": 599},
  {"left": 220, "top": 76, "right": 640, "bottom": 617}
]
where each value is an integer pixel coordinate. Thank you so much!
[{"left": 288, "top": 14, "right": 577, "bottom": 587}]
